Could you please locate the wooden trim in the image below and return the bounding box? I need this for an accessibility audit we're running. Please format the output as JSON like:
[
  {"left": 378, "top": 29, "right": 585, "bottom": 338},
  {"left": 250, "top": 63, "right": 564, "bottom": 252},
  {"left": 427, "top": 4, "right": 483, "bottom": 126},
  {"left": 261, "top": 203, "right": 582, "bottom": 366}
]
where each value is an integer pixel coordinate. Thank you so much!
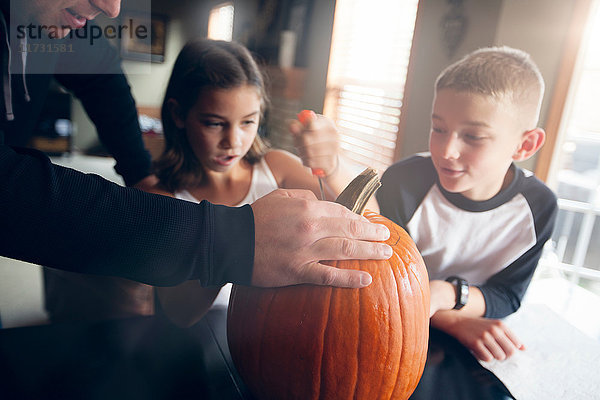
[
  {"left": 535, "top": 0, "right": 594, "bottom": 182},
  {"left": 393, "top": 1, "right": 425, "bottom": 163}
]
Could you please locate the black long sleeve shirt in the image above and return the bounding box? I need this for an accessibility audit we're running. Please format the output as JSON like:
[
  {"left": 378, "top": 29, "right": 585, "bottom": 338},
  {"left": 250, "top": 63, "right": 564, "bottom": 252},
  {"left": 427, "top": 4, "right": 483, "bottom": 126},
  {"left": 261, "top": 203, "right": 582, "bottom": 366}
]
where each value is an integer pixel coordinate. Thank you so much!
[{"left": 0, "top": 5, "right": 255, "bottom": 287}]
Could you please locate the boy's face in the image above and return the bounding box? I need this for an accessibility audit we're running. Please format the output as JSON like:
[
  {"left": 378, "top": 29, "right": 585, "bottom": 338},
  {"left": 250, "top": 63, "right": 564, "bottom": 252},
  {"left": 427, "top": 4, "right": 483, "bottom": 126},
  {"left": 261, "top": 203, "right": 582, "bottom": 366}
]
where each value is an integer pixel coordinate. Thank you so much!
[
  {"left": 429, "top": 89, "right": 526, "bottom": 201},
  {"left": 22, "top": 0, "right": 121, "bottom": 38}
]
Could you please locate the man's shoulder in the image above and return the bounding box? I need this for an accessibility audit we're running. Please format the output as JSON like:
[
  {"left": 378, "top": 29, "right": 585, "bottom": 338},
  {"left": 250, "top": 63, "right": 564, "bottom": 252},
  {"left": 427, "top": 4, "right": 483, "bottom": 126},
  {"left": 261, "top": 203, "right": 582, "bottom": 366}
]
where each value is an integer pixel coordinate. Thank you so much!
[
  {"left": 382, "top": 153, "right": 436, "bottom": 184},
  {"left": 377, "top": 153, "right": 437, "bottom": 227},
  {"left": 510, "top": 168, "right": 558, "bottom": 236},
  {"left": 385, "top": 152, "right": 433, "bottom": 171},
  {"left": 518, "top": 168, "right": 558, "bottom": 211}
]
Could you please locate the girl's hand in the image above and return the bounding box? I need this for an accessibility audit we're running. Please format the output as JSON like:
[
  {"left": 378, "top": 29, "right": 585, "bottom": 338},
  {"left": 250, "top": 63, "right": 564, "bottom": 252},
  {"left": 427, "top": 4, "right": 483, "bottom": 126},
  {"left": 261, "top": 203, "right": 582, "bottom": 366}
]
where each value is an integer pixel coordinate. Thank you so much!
[
  {"left": 289, "top": 112, "right": 340, "bottom": 177},
  {"left": 443, "top": 316, "right": 525, "bottom": 362}
]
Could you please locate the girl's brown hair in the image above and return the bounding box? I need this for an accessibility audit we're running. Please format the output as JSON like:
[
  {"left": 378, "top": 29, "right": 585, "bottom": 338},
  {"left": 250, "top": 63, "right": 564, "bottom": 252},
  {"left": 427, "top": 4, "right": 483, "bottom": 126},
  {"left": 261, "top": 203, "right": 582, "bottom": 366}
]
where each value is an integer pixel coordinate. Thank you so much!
[{"left": 154, "top": 39, "right": 270, "bottom": 192}]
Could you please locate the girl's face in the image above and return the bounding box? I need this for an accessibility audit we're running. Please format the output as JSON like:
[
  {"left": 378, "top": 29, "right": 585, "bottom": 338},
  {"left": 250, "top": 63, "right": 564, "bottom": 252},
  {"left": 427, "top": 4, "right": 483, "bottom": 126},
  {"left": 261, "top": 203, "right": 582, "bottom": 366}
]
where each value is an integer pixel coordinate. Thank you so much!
[{"left": 175, "top": 85, "right": 261, "bottom": 174}]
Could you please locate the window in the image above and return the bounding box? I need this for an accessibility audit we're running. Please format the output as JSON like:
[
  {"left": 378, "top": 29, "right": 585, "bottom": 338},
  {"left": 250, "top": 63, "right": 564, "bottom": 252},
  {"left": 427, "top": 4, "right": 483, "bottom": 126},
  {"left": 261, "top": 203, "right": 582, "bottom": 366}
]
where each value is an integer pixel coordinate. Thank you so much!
[
  {"left": 540, "top": 0, "right": 600, "bottom": 295},
  {"left": 207, "top": 2, "right": 234, "bottom": 42},
  {"left": 323, "top": 0, "right": 419, "bottom": 173}
]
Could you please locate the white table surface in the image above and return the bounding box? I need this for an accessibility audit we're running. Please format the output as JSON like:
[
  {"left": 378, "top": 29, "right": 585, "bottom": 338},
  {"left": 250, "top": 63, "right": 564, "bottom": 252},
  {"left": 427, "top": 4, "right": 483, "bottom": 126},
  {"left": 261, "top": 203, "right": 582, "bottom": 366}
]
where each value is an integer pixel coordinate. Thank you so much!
[
  {"left": 51, "top": 153, "right": 123, "bottom": 185},
  {"left": 480, "top": 277, "right": 600, "bottom": 400},
  {"left": 0, "top": 154, "right": 123, "bottom": 329}
]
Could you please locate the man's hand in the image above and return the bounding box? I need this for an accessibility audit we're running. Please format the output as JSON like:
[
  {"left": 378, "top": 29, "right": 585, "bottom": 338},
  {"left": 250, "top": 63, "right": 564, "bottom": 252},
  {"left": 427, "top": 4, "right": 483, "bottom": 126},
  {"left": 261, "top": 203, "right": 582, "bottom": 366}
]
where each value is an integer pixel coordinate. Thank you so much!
[
  {"left": 436, "top": 315, "right": 525, "bottom": 362},
  {"left": 250, "top": 189, "right": 392, "bottom": 288}
]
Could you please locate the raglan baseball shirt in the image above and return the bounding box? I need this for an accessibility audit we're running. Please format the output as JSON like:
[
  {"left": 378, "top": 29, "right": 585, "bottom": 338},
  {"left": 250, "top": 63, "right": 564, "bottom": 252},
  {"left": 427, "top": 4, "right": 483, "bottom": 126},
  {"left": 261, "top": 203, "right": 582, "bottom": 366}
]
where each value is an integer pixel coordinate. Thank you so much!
[{"left": 377, "top": 154, "right": 557, "bottom": 318}]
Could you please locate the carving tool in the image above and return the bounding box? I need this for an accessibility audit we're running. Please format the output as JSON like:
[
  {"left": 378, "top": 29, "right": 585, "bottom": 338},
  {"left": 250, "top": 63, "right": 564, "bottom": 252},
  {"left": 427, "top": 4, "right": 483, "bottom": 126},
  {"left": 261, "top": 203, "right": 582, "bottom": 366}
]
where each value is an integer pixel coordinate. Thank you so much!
[{"left": 297, "top": 110, "right": 326, "bottom": 200}]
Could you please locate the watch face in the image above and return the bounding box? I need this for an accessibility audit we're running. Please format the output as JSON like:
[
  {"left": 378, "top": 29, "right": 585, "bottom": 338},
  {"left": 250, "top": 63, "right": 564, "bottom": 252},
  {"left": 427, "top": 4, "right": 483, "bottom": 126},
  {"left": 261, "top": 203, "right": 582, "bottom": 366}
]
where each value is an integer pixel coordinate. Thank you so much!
[
  {"left": 458, "top": 280, "right": 469, "bottom": 308},
  {"left": 446, "top": 276, "right": 469, "bottom": 310}
]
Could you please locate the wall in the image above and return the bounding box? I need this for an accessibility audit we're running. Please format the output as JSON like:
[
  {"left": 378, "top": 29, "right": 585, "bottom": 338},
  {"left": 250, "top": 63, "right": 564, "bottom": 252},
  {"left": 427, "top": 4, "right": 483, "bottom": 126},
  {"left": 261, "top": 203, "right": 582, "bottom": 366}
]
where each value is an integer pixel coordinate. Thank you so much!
[
  {"left": 399, "top": 0, "right": 503, "bottom": 159},
  {"left": 71, "top": 0, "right": 334, "bottom": 151},
  {"left": 70, "top": 0, "right": 580, "bottom": 161},
  {"left": 299, "top": 0, "right": 335, "bottom": 113},
  {"left": 493, "top": 0, "right": 576, "bottom": 171}
]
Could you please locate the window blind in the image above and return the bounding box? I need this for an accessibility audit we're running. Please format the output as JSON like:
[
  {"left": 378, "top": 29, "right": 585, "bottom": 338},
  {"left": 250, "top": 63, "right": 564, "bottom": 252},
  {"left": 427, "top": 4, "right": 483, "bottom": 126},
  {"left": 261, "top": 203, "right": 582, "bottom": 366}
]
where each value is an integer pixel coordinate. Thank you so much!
[{"left": 323, "top": 0, "right": 419, "bottom": 173}]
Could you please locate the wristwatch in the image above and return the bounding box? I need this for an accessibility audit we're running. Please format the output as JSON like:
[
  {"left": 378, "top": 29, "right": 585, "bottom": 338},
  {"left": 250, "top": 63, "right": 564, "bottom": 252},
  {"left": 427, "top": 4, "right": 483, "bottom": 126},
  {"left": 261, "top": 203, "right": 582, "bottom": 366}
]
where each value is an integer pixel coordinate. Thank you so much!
[{"left": 445, "top": 276, "right": 469, "bottom": 310}]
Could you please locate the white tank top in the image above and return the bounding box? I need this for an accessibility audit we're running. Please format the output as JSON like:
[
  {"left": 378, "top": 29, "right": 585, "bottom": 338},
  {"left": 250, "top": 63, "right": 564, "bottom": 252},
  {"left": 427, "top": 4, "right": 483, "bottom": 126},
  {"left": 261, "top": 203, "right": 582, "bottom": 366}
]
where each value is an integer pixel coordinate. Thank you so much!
[
  {"left": 173, "top": 157, "right": 279, "bottom": 309},
  {"left": 174, "top": 157, "right": 279, "bottom": 206}
]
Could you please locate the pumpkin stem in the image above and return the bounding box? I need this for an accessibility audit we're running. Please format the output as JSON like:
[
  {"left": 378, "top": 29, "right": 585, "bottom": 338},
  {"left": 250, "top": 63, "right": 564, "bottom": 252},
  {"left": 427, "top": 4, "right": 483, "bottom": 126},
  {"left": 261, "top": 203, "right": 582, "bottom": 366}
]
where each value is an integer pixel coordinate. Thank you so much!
[{"left": 335, "top": 167, "right": 381, "bottom": 215}]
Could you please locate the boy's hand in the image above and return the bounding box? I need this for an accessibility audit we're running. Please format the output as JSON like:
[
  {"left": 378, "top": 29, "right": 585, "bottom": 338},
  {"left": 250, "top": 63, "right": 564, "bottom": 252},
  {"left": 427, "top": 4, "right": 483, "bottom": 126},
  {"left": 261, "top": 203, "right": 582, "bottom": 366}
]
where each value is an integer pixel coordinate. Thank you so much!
[
  {"left": 436, "top": 315, "right": 525, "bottom": 362},
  {"left": 250, "top": 189, "right": 392, "bottom": 288},
  {"left": 289, "top": 113, "right": 340, "bottom": 177},
  {"left": 429, "top": 279, "right": 458, "bottom": 316}
]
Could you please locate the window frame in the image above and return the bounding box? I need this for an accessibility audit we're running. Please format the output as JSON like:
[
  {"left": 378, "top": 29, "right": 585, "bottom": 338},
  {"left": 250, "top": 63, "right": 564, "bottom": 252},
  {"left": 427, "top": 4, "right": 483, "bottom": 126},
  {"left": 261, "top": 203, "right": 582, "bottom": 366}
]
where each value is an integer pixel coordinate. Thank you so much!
[{"left": 533, "top": 0, "right": 600, "bottom": 289}]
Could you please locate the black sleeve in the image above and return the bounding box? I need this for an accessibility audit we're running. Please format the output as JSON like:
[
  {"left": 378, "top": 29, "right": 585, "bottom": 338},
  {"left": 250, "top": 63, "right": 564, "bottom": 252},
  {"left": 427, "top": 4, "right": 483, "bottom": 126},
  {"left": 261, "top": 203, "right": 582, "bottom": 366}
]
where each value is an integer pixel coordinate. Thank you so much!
[
  {"left": 377, "top": 155, "right": 437, "bottom": 231},
  {"left": 0, "top": 145, "right": 254, "bottom": 287},
  {"left": 53, "top": 29, "right": 151, "bottom": 187},
  {"left": 478, "top": 181, "right": 558, "bottom": 318}
]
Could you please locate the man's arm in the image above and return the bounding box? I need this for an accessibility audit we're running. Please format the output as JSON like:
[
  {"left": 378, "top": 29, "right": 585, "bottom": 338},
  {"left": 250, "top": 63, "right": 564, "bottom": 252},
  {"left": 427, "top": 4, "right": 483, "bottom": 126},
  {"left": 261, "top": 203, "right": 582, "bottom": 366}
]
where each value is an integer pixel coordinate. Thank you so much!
[
  {"left": 0, "top": 145, "right": 242, "bottom": 286},
  {"left": 1, "top": 146, "right": 391, "bottom": 288},
  {"left": 54, "top": 30, "right": 153, "bottom": 187}
]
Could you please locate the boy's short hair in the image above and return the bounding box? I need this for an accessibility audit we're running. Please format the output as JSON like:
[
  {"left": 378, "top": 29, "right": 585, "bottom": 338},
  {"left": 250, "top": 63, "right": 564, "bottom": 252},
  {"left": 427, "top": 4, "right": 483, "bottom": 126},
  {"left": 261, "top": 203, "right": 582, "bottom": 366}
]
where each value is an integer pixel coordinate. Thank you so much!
[{"left": 435, "top": 46, "right": 545, "bottom": 127}]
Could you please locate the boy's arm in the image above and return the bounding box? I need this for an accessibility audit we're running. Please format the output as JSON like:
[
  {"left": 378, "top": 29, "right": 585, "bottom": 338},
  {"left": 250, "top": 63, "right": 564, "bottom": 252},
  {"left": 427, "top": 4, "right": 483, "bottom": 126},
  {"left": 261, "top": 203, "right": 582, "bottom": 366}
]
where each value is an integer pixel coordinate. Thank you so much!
[
  {"left": 431, "top": 184, "right": 557, "bottom": 360},
  {"left": 432, "top": 313, "right": 525, "bottom": 361},
  {"left": 478, "top": 186, "right": 558, "bottom": 318},
  {"left": 429, "top": 250, "right": 541, "bottom": 319},
  {"left": 377, "top": 155, "right": 437, "bottom": 230},
  {"left": 477, "top": 240, "right": 548, "bottom": 318},
  {"left": 429, "top": 280, "right": 486, "bottom": 318},
  {"left": 429, "top": 281, "right": 526, "bottom": 362}
]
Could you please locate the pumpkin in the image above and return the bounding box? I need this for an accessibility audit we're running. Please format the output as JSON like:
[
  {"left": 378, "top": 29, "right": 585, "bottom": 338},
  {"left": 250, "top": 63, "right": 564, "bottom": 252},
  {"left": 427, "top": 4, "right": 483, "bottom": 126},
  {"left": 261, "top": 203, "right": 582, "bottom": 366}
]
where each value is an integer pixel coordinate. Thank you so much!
[{"left": 227, "top": 169, "right": 430, "bottom": 400}]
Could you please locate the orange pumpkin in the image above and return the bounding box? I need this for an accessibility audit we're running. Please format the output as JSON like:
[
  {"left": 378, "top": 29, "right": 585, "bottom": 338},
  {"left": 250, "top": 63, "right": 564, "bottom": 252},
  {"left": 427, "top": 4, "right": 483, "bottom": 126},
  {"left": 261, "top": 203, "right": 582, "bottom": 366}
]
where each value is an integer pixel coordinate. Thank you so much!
[{"left": 227, "top": 210, "right": 430, "bottom": 400}]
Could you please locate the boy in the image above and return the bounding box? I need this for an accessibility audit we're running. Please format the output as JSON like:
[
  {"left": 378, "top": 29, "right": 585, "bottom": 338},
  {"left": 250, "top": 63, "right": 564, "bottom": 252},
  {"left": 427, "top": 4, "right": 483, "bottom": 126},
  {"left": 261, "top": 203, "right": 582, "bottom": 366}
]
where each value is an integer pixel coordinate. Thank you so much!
[{"left": 376, "top": 47, "right": 557, "bottom": 362}]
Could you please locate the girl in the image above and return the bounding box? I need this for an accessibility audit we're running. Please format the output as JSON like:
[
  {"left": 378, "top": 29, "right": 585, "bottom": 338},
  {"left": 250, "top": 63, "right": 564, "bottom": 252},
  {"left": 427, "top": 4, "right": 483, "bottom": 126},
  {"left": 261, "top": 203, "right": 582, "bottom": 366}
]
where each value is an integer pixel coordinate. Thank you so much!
[{"left": 153, "top": 39, "right": 374, "bottom": 327}]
